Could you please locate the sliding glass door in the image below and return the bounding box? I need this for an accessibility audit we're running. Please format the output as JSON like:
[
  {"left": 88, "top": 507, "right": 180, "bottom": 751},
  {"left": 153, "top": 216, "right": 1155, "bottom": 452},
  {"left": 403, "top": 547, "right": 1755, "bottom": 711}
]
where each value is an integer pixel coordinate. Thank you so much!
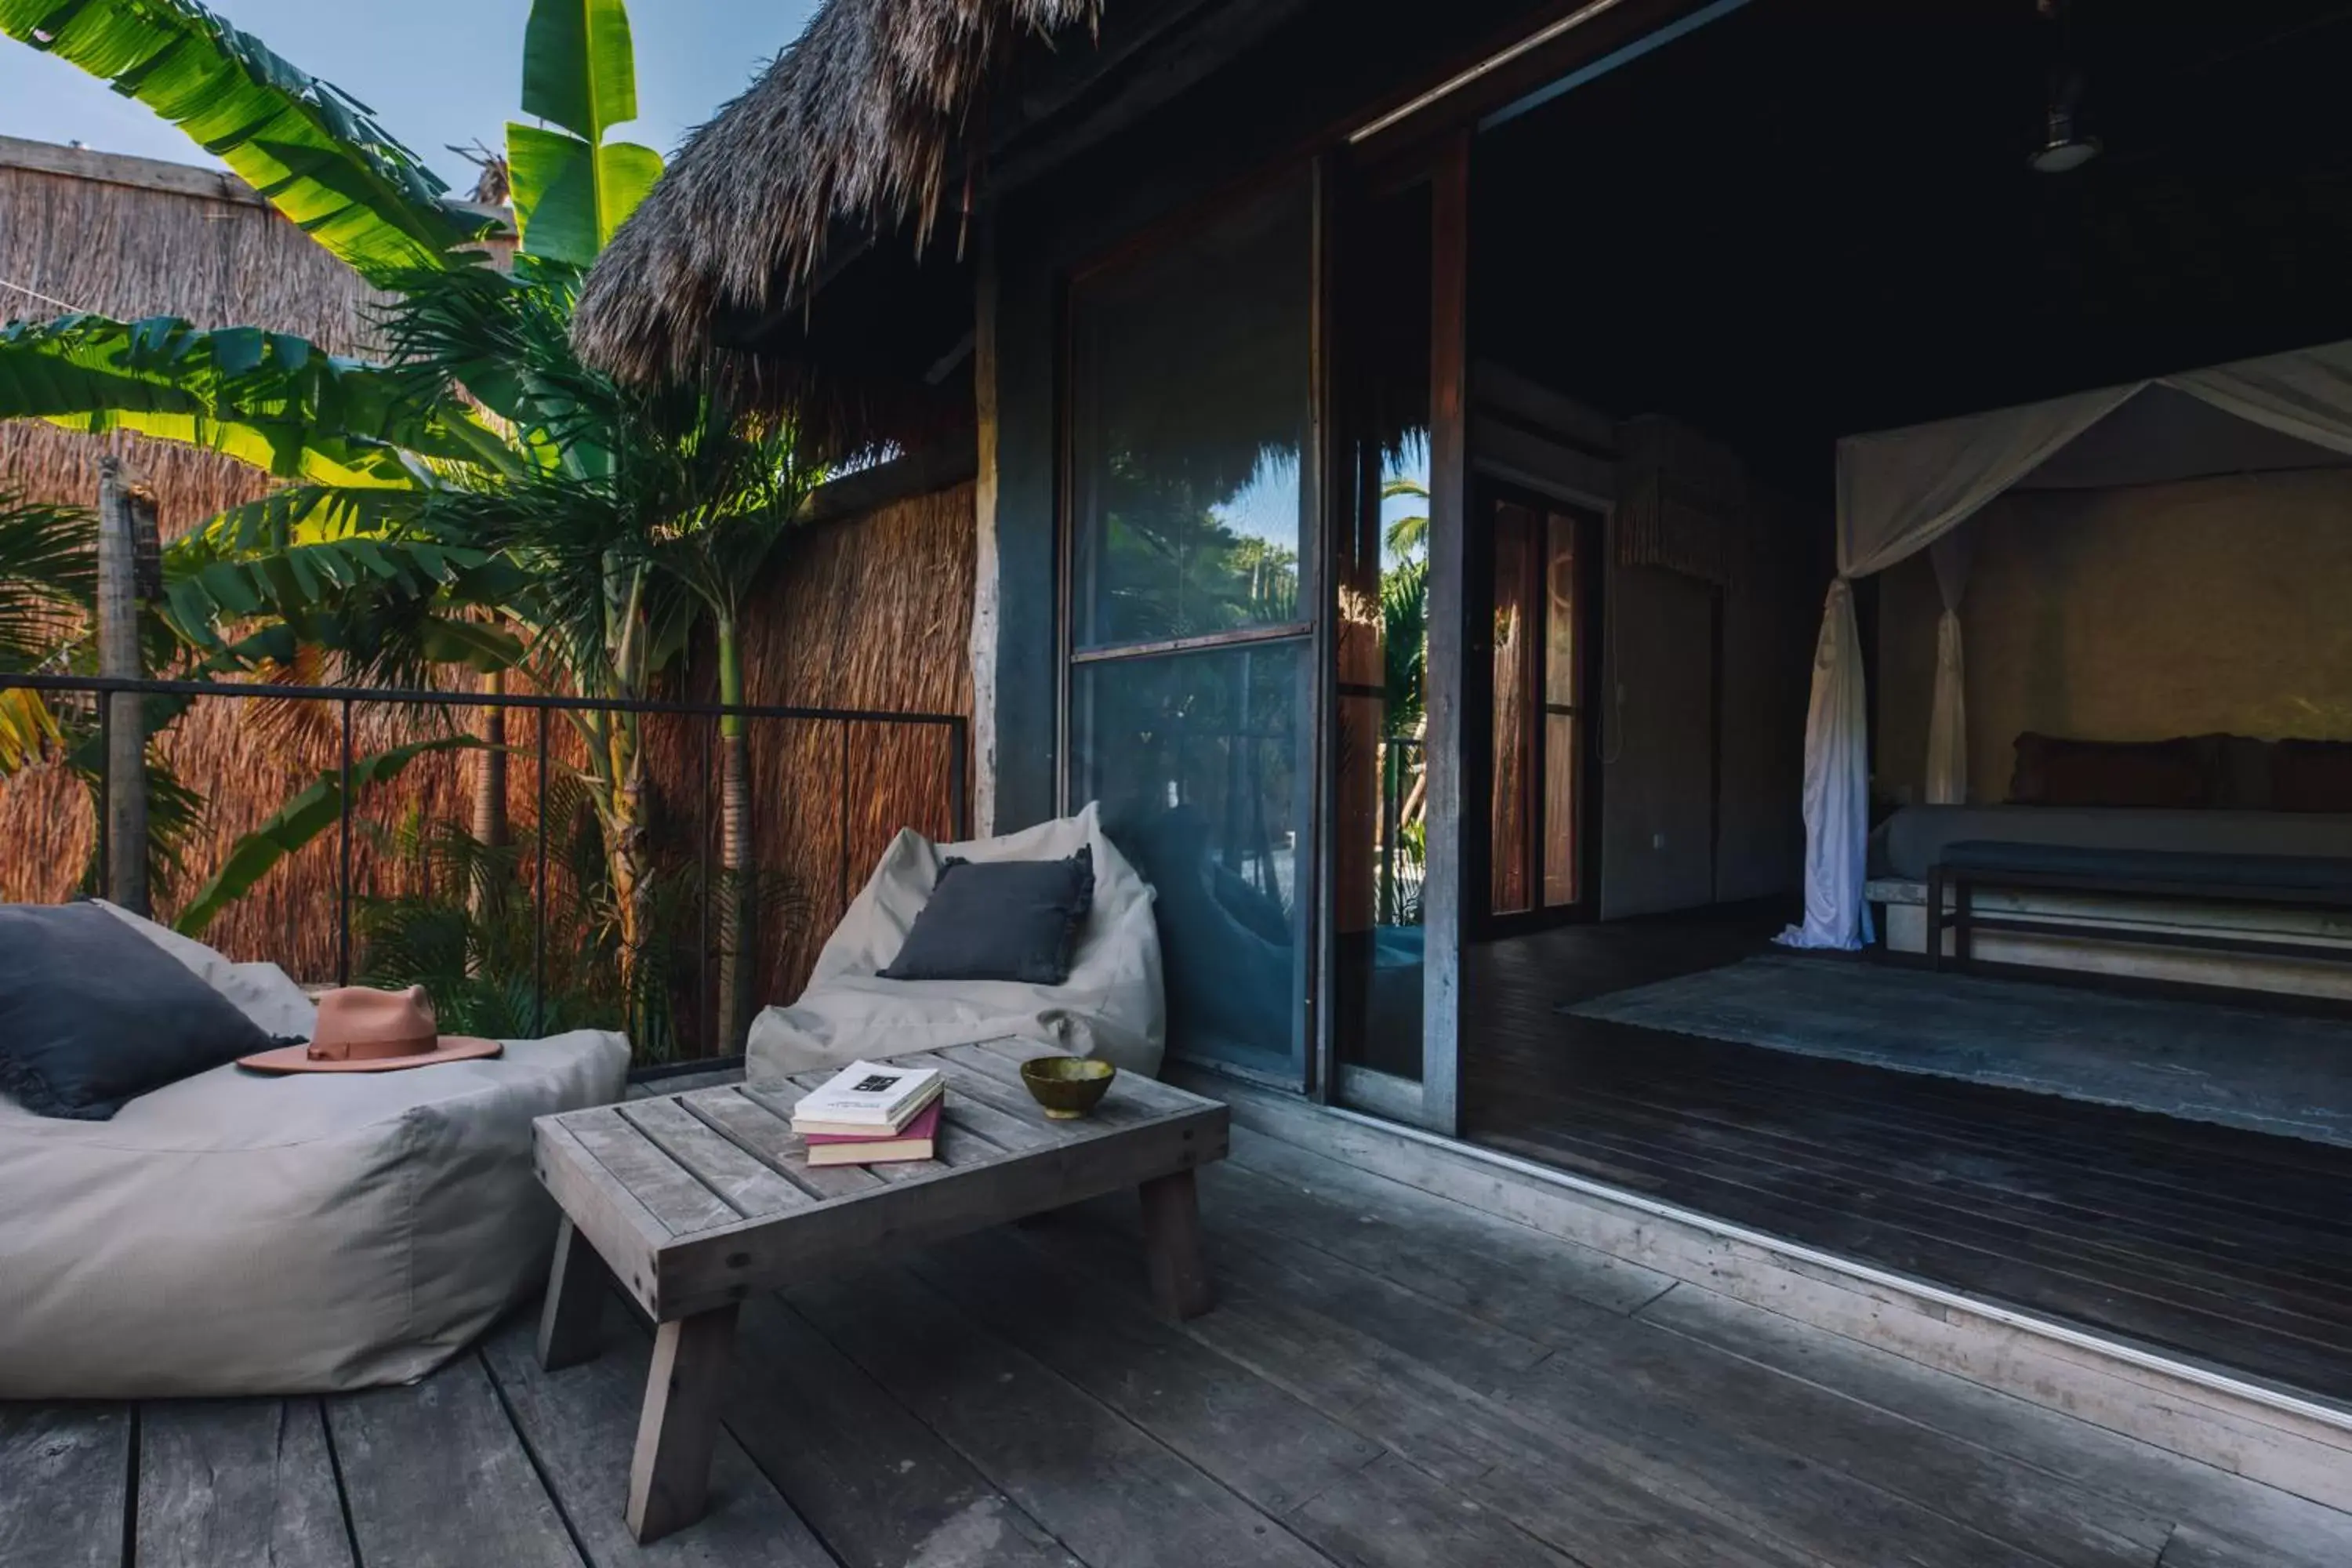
[{"left": 1063, "top": 171, "right": 1318, "bottom": 1088}]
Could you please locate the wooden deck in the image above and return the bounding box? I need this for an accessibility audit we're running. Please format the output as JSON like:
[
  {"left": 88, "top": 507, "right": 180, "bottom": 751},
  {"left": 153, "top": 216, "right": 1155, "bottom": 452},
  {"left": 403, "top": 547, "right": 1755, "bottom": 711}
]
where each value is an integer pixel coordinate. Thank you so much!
[
  {"left": 9, "top": 1066, "right": 2352, "bottom": 1568},
  {"left": 1465, "top": 915, "right": 2352, "bottom": 1404}
]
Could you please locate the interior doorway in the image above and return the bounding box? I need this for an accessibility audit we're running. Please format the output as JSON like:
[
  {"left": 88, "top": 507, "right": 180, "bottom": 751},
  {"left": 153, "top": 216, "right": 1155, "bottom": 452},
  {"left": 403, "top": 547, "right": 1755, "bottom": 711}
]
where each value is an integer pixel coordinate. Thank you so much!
[{"left": 1474, "top": 485, "right": 1603, "bottom": 935}]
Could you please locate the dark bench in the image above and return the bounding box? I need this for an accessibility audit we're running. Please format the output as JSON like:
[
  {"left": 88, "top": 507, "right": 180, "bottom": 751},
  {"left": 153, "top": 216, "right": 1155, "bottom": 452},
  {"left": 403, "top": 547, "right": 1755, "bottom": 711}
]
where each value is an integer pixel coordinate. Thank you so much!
[{"left": 1925, "top": 839, "right": 2352, "bottom": 973}]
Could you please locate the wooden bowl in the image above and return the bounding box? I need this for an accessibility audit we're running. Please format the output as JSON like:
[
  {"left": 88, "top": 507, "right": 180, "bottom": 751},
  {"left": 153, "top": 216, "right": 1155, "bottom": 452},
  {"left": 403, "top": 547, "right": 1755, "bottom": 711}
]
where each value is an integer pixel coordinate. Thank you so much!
[{"left": 1019, "top": 1054, "right": 1116, "bottom": 1120}]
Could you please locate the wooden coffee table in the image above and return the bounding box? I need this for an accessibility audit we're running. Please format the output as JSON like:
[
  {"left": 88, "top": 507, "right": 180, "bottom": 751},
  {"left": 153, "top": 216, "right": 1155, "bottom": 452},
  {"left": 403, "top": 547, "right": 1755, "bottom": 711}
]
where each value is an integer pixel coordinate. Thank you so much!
[{"left": 531, "top": 1040, "right": 1230, "bottom": 1543}]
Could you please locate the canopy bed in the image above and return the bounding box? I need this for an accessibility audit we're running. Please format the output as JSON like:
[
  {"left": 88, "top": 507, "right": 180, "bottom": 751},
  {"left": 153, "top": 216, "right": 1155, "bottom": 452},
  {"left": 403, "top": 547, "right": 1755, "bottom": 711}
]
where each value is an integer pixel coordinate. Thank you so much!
[{"left": 1781, "top": 339, "right": 2352, "bottom": 991}]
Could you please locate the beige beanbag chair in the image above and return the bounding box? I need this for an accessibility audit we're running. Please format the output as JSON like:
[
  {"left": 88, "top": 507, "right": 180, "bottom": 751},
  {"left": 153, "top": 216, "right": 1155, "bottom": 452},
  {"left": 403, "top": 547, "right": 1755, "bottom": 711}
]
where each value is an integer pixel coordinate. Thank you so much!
[
  {"left": 748, "top": 803, "right": 1165, "bottom": 1079},
  {"left": 0, "top": 904, "right": 629, "bottom": 1399}
]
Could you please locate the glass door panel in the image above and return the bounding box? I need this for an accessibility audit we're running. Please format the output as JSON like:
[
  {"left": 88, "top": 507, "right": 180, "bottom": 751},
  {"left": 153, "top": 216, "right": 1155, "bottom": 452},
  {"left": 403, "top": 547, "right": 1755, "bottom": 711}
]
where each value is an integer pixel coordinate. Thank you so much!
[
  {"left": 1064, "top": 170, "right": 1316, "bottom": 1087},
  {"left": 1070, "top": 642, "right": 1309, "bottom": 1076},
  {"left": 1331, "top": 174, "right": 1432, "bottom": 1083}
]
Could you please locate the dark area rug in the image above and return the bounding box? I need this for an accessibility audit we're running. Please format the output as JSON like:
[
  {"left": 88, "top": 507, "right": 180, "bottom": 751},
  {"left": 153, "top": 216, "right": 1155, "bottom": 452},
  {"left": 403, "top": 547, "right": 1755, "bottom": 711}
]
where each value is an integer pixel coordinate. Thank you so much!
[{"left": 1566, "top": 953, "right": 2352, "bottom": 1149}]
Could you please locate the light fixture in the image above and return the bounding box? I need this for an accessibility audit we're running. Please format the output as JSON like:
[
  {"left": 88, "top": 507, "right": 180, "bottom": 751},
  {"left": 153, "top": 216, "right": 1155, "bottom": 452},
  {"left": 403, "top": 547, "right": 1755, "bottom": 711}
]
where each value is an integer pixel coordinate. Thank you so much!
[
  {"left": 2029, "top": 1, "right": 2100, "bottom": 173},
  {"left": 2029, "top": 66, "right": 2100, "bottom": 173}
]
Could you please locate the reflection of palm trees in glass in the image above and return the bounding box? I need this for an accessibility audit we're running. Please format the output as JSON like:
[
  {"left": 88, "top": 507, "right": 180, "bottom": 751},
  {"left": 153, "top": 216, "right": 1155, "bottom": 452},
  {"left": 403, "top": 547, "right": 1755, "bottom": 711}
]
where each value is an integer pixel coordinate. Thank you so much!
[
  {"left": 1382, "top": 476, "right": 1428, "bottom": 559},
  {"left": 1094, "top": 452, "right": 1302, "bottom": 641},
  {"left": 1375, "top": 477, "right": 1430, "bottom": 918}
]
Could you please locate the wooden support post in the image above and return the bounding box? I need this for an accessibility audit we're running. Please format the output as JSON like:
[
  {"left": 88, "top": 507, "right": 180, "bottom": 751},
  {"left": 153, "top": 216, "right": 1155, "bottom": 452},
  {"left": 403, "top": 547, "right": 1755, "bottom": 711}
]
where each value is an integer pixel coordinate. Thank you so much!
[
  {"left": 536, "top": 1218, "right": 611, "bottom": 1372},
  {"left": 1138, "top": 1169, "right": 1212, "bottom": 1320},
  {"left": 626, "top": 1304, "right": 739, "bottom": 1544},
  {"left": 967, "top": 215, "right": 1001, "bottom": 839},
  {"left": 96, "top": 456, "right": 148, "bottom": 915}
]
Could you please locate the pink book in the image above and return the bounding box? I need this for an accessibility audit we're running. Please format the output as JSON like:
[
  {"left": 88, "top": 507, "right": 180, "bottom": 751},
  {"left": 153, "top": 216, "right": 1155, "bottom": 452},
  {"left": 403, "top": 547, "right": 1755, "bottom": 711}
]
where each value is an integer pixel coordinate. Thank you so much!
[{"left": 802, "top": 1098, "right": 942, "bottom": 1166}]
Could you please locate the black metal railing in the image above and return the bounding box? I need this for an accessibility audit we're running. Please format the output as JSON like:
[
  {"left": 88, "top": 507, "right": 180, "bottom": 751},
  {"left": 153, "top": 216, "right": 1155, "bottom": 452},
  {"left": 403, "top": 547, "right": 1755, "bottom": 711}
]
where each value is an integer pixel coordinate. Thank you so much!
[
  {"left": 1380, "top": 735, "right": 1425, "bottom": 927},
  {"left": 0, "top": 672, "right": 968, "bottom": 1059}
]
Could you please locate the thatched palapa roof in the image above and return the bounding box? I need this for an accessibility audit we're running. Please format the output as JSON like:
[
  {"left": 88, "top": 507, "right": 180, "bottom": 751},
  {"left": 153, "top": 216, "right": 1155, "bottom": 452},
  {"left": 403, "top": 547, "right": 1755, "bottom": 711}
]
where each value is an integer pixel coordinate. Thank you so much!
[{"left": 572, "top": 0, "right": 1101, "bottom": 424}]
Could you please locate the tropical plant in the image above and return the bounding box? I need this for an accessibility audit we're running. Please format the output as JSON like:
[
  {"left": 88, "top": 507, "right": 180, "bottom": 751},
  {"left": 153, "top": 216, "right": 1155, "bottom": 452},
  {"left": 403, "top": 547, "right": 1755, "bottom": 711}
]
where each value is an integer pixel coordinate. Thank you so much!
[
  {"left": 351, "top": 806, "right": 807, "bottom": 1058},
  {"left": 0, "top": 494, "right": 93, "bottom": 767},
  {"left": 1382, "top": 474, "right": 1429, "bottom": 559},
  {"left": 1, "top": 0, "right": 815, "bottom": 1043}
]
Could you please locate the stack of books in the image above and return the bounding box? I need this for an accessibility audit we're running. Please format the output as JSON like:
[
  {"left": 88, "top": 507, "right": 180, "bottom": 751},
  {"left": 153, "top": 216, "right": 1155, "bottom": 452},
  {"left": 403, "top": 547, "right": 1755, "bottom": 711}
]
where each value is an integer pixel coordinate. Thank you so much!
[{"left": 792, "top": 1059, "right": 945, "bottom": 1167}]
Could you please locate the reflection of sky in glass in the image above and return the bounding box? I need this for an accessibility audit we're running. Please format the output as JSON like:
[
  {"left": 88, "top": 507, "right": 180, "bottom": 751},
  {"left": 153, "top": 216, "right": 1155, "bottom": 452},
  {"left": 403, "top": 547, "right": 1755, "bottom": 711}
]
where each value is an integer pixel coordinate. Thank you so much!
[
  {"left": 1207, "top": 450, "right": 1302, "bottom": 546},
  {"left": 1381, "top": 430, "right": 1432, "bottom": 570}
]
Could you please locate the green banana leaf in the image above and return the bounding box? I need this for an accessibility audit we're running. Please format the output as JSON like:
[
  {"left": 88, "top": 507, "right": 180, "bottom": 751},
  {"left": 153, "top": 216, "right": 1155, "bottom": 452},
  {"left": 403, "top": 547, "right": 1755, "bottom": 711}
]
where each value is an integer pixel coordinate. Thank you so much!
[
  {"left": 523, "top": 0, "right": 637, "bottom": 143},
  {"left": 0, "top": 314, "right": 499, "bottom": 484},
  {"left": 161, "top": 534, "right": 527, "bottom": 656},
  {"left": 506, "top": 125, "right": 661, "bottom": 266},
  {"left": 173, "top": 734, "right": 490, "bottom": 938},
  {"left": 506, "top": 0, "right": 659, "bottom": 264},
  {"left": 0, "top": 0, "right": 485, "bottom": 282}
]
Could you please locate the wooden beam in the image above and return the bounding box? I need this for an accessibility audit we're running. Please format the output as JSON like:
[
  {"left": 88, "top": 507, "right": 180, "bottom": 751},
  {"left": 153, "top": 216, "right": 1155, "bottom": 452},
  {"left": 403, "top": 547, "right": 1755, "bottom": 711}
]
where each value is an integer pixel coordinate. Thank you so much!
[
  {"left": 986, "top": 0, "right": 1324, "bottom": 195},
  {"left": 793, "top": 436, "right": 980, "bottom": 530},
  {"left": 0, "top": 133, "right": 260, "bottom": 205}
]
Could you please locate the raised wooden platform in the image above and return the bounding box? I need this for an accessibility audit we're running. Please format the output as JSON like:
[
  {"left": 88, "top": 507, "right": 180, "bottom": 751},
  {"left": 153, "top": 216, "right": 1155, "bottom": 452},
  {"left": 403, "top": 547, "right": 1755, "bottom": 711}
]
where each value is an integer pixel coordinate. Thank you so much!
[{"left": 9, "top": 1064, "right": 2352, "bottom": 1567}]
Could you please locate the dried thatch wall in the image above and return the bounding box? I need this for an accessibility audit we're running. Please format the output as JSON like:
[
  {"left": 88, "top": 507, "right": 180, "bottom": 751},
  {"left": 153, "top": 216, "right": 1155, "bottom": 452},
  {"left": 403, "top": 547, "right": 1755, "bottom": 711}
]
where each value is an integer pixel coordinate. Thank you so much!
[
  {"left": 0, "top": 141, "right": 444, "bottom": 976},
  {"left": 648, "top": 479, "right": 978, "bottom": 1011}
]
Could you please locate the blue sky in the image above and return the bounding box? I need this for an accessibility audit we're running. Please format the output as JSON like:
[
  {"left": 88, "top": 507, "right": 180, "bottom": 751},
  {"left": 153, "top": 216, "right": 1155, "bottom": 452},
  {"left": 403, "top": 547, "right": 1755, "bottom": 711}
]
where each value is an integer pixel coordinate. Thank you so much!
[{"left": 0, "top": 0, "right": 822, "bottom": 189}]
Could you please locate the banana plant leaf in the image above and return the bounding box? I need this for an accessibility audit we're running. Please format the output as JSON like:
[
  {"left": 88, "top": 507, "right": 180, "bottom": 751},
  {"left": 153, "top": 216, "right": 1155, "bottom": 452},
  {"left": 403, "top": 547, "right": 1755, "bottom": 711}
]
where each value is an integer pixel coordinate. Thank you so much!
[
  {"left": 0, "top": 686, "right": 59, "bottom": 773},
  {"left": 506, "top": 125, "right": 661, "bottom": 267},
  {"left": 505, "top": 0, "right": 660, "bottom": 264},
  {"left": 0, "top": 314, "right": 499, "bottom": 484},
  {"left": 522, "top": 0, "right": 637, "bottom": 143},
  {"left": 0, "top": 0, "right": 485, "bottom": 282},
  {"left": 161, "top": 534, "right": 526, "bottom": 658},
  {"left": 173, "top": 734, "right": 490, "bottom": 938}
]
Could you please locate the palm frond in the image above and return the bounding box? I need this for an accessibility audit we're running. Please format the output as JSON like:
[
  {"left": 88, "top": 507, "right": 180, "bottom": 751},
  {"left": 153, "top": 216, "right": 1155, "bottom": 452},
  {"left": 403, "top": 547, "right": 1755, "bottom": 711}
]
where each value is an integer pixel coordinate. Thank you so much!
[{"left": 0, "top": 492, "right": 93, "bottom": 670}]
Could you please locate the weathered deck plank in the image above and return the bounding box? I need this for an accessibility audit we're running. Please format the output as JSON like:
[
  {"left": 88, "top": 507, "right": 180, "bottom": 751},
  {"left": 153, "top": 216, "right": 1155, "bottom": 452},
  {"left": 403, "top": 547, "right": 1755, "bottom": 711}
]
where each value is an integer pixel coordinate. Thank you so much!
[
  {"left": 0, "top": 1404, "right": 129, "bottom": 1568},
  {"left": 325, "top": 1352, "right": 584, "bottom": 1568},
  {"left": 1018, "top": 1200, "right": 1820, "bottom": 1568},
  {"left": 14, "top": 1060, "right": 2352, "bottom": 1568},
  {"left": 786, "top": 1265, "right": 1334, "bottom": 1568},
  {"left": 718, "top": 1293, "right": 1080, "bottom": 1568},
  {"left": 908, "top": 1228, "right": 1385, "bottom": 1515},
  {"left": 481, "top": 1316, "right": 838, "bottom": 1567},
  {"left": 136, "top": 1399, "right": 352, "bottom": 1568}
]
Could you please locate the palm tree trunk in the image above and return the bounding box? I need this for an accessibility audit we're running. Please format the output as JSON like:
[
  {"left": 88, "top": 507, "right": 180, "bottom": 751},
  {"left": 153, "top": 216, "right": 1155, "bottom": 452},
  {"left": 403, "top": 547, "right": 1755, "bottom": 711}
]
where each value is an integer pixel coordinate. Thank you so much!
[
  {"left": 472, "top": 668, "right": 510, "bottom": 850},
  {"left": 604, "top": 710, "right": 650, "bottom": 983},
  {"left": 713, "top": 609, "right": 753, "bottom": 1052}
]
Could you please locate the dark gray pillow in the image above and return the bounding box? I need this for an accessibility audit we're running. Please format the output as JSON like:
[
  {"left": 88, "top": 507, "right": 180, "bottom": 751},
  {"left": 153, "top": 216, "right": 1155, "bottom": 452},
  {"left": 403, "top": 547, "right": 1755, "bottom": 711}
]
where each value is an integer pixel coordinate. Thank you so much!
[
  {"left": 0, "top": 902, "right": 277, "bottom": 1120},
  {"left": 879, "top": 848, "right": 1095, "bottom": 985}
]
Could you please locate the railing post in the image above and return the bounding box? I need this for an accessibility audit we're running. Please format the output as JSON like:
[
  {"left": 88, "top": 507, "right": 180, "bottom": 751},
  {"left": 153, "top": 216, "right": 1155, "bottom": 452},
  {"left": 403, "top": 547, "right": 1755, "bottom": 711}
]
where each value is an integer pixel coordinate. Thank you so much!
[
  {"left": 94, "top": 692, "right": 112, "bottom": 900},
  {"left": 535, "top": 708, "right": 550, "bottom": 1036},
  {"left": 337, "top": 699, "right": 354, "bottom": 986},
  {"left": 697, "top": 712, "right": 713, "bottom": 1054},
  {"left": 949, "top": 718, "right": 970, "bottom": 842},
  {"left": 837, "top": 721, "right": 852, "bottom": 913}
]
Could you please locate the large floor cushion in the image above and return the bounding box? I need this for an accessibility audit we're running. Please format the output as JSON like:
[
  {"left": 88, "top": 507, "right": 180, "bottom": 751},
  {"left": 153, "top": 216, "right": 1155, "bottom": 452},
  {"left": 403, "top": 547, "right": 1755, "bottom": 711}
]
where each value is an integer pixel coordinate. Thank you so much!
[
  {"left": 749, "top": 803, "right": 1165, "bottom": 1080},
  {"left": 0, "top": 909, "right": 628, "bottom": 1399}
]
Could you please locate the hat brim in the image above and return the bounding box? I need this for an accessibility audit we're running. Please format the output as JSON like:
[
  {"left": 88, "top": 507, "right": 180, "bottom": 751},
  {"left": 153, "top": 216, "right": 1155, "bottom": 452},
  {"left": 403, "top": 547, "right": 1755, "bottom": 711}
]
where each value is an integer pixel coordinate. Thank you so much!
[{"left": 236, "top": 1035, "right": 503, "bottom": 1074}]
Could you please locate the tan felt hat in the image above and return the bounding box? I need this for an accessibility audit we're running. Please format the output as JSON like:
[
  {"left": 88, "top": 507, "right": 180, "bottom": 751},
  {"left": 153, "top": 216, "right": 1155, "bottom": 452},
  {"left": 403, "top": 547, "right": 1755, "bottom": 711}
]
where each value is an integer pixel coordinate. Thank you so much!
[{"left": 238, "top": 985, "right": 503, "bottom": 1074}]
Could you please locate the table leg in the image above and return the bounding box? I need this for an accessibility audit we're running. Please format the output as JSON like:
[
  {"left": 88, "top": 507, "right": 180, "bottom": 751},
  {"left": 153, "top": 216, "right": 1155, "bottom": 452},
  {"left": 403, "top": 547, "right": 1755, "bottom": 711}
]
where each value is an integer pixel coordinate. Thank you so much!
[
  {"left": 538, "top": 1218, "right": 611, "bottom": 1371},
  {"left": 627, "top": 1304, "right": 739, "bottom": 1544},
  {"left": 1139, "top": 1169, "right": 1212, "bottom": 1321}
]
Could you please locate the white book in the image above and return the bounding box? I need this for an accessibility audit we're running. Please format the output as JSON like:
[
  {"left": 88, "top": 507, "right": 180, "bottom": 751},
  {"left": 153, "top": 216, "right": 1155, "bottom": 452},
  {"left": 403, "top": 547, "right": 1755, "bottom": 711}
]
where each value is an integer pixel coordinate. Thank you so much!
[{"left": 791, "top": 1060, "right": 944, "bottom": 1134}]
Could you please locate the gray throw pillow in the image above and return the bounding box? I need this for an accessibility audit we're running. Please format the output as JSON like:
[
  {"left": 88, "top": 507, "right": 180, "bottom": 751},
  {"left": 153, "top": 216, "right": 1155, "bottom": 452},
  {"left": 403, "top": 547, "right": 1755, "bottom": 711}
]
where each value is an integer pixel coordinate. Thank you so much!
[
  {"left": 878, "top": 848, "right": 1095, "bottom": 985},
  {"left": 0, "top": 902, "right": 279, "bottom": 1120}
]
